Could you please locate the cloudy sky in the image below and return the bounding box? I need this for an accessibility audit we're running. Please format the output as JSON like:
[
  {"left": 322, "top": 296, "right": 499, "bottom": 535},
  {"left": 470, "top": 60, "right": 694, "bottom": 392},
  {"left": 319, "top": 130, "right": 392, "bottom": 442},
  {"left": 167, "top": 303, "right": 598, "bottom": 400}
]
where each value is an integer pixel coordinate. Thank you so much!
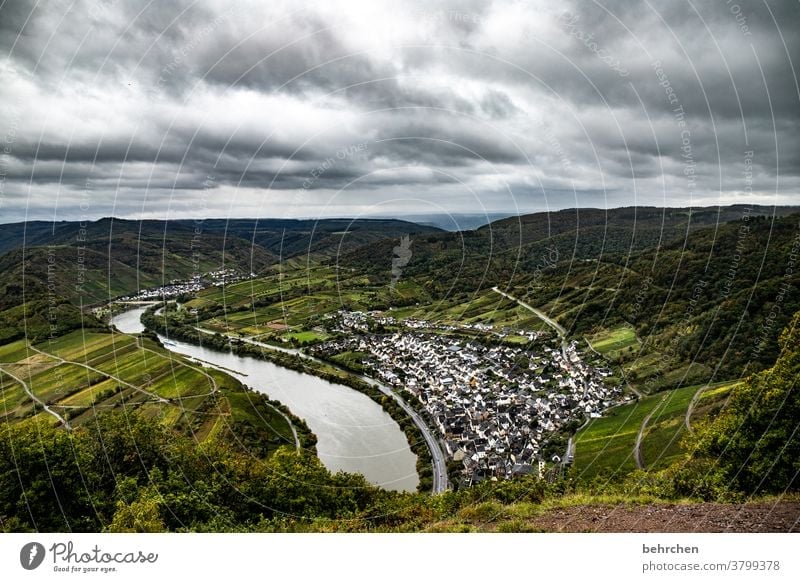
[{"left": 0, "top": 0, "right": 798, "bottom": 222}]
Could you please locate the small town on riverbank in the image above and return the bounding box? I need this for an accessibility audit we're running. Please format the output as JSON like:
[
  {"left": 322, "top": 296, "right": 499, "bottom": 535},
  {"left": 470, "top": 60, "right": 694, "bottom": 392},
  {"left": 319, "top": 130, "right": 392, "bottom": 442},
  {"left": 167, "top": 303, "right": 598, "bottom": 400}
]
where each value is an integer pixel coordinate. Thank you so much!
[
  {"left": 117, "top": 269, "right": 255, "bottom": 302},
  {"left": 312, "top": 310, "right": 623, "bottom": 484}
]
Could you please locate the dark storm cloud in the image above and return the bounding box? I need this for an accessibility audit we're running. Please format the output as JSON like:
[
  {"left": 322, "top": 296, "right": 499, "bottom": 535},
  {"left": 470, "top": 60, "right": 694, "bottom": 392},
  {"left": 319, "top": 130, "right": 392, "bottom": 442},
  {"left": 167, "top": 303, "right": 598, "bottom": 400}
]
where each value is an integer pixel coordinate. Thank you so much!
[{"left": 0, "top": 0, "right": 797, "bottom": 221}]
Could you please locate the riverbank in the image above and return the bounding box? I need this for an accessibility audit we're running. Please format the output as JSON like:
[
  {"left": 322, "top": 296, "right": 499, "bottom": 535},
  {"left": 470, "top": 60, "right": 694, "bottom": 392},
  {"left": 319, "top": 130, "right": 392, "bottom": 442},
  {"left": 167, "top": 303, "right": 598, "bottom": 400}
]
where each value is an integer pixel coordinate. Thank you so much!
[
  {"left": 109, "top": 308, "right": 317, "bottom": 459},
  {"left": 140, "top": 306, "right": 431, "bottom": 492}
]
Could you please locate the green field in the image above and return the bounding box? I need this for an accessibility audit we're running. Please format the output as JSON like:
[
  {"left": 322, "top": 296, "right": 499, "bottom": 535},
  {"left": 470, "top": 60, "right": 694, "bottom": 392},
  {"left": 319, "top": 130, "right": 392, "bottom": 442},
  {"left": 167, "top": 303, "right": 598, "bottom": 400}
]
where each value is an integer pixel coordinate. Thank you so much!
[
  {"left": 573, "top": 380, "right": 740, "bottom": 480},
  {"left": 0, "top": 370, "right": 33, "bottom": 419},
  {"left": 573, "top": 395, "right": 662, "bottom": 479},
  {"left": 640, "top": 380, "right": 739, "bottom": 470},
  {"left": 0, "top": 339, "right": 31, "bottom": 363},
  {"left": 586, "top": 325, "right": 640, "bottom": 358}
]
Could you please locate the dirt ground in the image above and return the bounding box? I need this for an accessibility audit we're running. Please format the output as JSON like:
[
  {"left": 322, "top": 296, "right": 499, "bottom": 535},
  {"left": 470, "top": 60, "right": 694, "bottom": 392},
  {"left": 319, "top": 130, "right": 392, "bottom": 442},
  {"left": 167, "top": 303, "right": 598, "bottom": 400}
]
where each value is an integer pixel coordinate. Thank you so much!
[{"left": 529, "top": 502, "right": 800, "bottom": 532}]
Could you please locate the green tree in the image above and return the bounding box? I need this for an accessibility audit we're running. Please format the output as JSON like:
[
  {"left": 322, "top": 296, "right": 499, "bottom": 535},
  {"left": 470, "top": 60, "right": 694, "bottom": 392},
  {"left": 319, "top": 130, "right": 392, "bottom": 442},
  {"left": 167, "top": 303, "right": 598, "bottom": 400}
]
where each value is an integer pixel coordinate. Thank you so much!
[{"left": 685, "top": 310, "right": 800, "bottom": 497}]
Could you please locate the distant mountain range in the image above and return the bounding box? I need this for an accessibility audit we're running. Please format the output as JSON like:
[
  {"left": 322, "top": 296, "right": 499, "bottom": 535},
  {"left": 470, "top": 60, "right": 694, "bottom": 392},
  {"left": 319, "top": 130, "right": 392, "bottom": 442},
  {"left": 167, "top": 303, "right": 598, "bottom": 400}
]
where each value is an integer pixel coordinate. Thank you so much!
[{"left": 378, "top": 213, "right": 518, "bottom": 231}]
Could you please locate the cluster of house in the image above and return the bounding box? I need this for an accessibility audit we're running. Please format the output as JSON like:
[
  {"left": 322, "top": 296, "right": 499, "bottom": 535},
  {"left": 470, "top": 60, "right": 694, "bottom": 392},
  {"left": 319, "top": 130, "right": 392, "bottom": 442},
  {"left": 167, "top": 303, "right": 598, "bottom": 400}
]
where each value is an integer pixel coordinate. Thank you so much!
[
  {"left": 117, "top": 269, "right": 255, "bottom": 301},
  {"left": 313, "top": 311, "right": 621, "bottom": 483}
]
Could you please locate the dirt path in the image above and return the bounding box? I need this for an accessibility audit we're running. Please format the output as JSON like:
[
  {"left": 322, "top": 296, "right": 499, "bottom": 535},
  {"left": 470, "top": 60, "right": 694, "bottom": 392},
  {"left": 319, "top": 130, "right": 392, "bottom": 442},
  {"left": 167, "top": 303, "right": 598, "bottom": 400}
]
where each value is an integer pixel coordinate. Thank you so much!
[
  {"left": 0, "top": 365, "right": 72, "bottom": 428},
  {"left": 684, "top": 383, "right": 717, "bottom": 433},
  {"left": 525, "top": 501, "right": 800, "bottom": 533},
  {"left": 28, "top": 345, "right": 169, "bottom": 404},
  {"left": 633, "top": 395, "right": 667, "bottom": 470}
]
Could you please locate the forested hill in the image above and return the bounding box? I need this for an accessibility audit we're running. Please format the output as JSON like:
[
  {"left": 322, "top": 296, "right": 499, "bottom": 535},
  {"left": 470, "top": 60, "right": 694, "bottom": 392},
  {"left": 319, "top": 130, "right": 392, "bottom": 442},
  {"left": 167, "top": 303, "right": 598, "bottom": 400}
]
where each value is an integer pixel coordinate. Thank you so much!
[
  {"left": 0, "top": 217, "right": 440, "bottom": 307},
  {"left": 341, "top": 205, "right": 800, "bottom": 284},
  {"left": 339, "top": 206, "right": 800, "bottom": 379},
  {"left": 0, "top": 217, "right": 440, "bottom": 257}
]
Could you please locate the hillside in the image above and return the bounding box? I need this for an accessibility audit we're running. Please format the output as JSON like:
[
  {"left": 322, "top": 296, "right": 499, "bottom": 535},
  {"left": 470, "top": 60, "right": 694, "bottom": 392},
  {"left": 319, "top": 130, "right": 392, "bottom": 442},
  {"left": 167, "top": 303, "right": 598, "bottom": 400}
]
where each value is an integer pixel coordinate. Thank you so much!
[
  {"left": 0, "top": 217, "right": 441, "bottom": 306},
  {"left": 189, "top": 218, "right": 441, "bottom": 258},
  {"left": 526, "top": 215, "right": 800, "bottom": 381},
  {"left": 341, "top": 205, "right": 799, "bottom": 286},
  {"left": 338, "top": 207, "right": 800, "bottom": 386},
  {"left": 0, "top": 221, "right": 277, "bottom": 307},
  {"left": 1, "top": 207, "right": 798, "bottom": 533},
  {"left": 0, "top": 218, "right": 441, "bottom": 258},
  {"left": 682, "top": 309, "right": 800, "bottom": 497}
]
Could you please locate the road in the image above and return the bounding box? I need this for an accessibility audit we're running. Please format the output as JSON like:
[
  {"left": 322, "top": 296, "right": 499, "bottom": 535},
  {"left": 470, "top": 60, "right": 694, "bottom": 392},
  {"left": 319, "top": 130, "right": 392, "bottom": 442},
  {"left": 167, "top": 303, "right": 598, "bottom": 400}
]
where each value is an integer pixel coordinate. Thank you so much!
[
  {"left": 684, "top": 382, "right": 729, "bottom": 433},
  {"left": 633, "top": 395, "right": 667, "bottom": 470},
  {"left": 28, "top": 345, "right": 170, "bottom": 404},
  {"left": 562, "top": 437, "right": 575, "bottom": 470},
  {"left": 492, "top": 287, "right": 567, "bottom": 336},
  {"left": 491, "top": 287, "right": 569, "bottom": 358},
  {"left": 191, "top": 326, "right": 450, "bottom": 493},
  {"left": 0, "top": 365, "right": 71, "bottom": 429}
]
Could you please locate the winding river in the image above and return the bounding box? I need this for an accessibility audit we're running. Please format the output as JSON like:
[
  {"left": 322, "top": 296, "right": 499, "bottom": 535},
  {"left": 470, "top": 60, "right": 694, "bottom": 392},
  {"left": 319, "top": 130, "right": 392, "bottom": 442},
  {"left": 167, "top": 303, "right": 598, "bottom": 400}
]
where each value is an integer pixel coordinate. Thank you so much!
[{"left": 111, "top": 307, "right": 419, "bottom": 492}]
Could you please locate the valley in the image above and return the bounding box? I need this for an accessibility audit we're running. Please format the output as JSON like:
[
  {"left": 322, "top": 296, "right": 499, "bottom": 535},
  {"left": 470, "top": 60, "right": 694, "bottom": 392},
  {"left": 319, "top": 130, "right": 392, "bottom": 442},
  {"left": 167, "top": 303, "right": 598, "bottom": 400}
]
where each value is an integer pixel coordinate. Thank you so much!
[{"left": 0, "top": 206, "right": 798, "bottom": 532}]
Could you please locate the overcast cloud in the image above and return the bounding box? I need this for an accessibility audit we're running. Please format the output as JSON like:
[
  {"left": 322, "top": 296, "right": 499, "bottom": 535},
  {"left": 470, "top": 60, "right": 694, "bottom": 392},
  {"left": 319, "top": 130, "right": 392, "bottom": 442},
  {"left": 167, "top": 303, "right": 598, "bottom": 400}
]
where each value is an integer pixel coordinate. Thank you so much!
[{"left": 0, "top": 0, "right": 798, "bottom": 222}]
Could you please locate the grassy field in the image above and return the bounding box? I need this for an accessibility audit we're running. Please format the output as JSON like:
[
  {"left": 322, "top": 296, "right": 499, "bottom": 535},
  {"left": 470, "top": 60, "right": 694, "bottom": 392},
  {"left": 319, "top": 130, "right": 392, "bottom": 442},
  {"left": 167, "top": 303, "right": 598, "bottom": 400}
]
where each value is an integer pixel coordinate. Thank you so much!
[
  {"left": 573, "top": 379, "right": 739, "bottom": 480},
  {"left": 0, "top": 329, "right": 296, "bottom": 454},
  {"left": 0, "top": 339, "right": 31, "bottom": 363},
  {"left": 573, "top": 395, "right": 664, "bottom": 480},
  {"left": 0, "top": 370, "right": 33, "bottom": 420},
  {"left": 639, "top": 379, "right": 739, "bottom": 470},
  {"left": 586, "top": 325, "right": 640, "bottom": 359}
]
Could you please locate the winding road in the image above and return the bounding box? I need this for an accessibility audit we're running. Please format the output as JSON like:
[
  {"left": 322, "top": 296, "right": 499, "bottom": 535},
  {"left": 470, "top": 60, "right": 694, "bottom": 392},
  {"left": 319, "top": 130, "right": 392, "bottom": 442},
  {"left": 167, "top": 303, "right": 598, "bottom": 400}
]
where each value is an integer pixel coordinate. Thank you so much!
[
  {"left": 491, "top": 287, "right": 569, "bottom": 359},
  {"left": 492, "top": 287, "right": 567, "bottom": 336},
  {"left": 0, "top": 365, "right": 71, "bottom": 429},
  {"left": 633, "top": 394, "right": 667, "bottom": 470}
]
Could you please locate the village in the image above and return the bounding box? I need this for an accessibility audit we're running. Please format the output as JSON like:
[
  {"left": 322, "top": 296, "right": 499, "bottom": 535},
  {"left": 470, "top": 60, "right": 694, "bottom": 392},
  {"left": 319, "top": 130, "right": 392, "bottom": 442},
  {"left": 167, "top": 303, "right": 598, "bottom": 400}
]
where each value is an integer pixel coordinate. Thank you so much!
[
  {"left": 117, "top": 268, "right": 255, "bottom": 302},
  {"left": 312, "top": 310, "right": 622, "bottom": 484}
]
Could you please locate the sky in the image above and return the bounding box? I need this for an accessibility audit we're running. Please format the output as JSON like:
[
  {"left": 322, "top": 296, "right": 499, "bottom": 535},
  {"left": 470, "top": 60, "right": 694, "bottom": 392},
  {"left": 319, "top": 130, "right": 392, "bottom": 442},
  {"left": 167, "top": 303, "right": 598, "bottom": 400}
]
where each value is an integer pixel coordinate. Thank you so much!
[{"left": 0, "top": 0, "right": 798, "bottom": 223}]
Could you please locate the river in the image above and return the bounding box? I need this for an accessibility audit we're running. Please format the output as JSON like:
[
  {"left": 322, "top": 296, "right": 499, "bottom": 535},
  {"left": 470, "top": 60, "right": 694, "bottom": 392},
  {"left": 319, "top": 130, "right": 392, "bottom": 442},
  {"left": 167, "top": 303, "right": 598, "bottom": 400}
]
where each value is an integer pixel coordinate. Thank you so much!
[
  {"left": 111, "top": 307, "right": 419, "bottom": 492},
  {"left": 110, "top": 307, "right": 147, "bottom": 334}
]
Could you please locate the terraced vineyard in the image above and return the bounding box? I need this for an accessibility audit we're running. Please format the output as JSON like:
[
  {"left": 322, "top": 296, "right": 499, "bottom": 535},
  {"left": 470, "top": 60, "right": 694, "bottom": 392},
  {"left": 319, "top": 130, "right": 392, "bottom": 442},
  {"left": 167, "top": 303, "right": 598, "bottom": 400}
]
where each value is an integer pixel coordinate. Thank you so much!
[
  {"left": 585, "top": 325, "right": 640, "bottom": 361},
  {"left": 0, "top": 328, "right": 298, "bottom": 452}
]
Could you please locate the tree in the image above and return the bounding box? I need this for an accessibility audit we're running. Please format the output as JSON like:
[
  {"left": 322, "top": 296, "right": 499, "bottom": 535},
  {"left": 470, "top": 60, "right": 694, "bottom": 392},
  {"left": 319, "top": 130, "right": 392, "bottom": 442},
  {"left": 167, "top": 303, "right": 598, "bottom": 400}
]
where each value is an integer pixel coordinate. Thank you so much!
[
  {"left": 108, "top": 486, "right": 165, "bottom": 533},
  {"left": 0, "top": 421, "right": 98, "bottom": 531},
  {"left": 685, "top": 310, "right": 800, "bottom": 497}
]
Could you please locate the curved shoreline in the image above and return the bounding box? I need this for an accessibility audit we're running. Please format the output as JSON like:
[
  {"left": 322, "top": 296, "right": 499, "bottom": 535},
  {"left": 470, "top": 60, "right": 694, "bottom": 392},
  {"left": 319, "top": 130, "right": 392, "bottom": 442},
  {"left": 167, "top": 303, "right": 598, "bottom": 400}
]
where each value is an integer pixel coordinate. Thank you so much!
[
  {"left": 190, "top": 326, "right": 449, "bottom": 493},
  {"left": 140, "top": 308, "right": 432, "bottom": 492}
]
